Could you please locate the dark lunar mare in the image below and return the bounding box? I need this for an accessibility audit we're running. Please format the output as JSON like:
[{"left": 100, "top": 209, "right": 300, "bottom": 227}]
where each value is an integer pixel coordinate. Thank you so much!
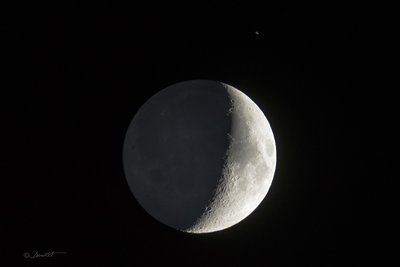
[{"left": 123, "top": 80, "right": 232, "bottom": 230}]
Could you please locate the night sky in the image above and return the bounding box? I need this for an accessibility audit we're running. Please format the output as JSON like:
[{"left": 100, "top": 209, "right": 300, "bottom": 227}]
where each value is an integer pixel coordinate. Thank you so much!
[{"left": 3, "top": 1, "right": 397, "bottom": 266}]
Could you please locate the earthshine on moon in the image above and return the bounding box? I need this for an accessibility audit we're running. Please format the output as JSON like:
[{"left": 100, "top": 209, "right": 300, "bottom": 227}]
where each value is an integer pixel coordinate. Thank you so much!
[{"left": 123, "top": 80, "right": 276, "bottom": 233}]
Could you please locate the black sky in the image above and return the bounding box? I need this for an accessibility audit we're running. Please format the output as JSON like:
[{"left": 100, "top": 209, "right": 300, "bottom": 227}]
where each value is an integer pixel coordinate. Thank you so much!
[{"left": 3, "top": 1, "right": 397, "bottom": 266}]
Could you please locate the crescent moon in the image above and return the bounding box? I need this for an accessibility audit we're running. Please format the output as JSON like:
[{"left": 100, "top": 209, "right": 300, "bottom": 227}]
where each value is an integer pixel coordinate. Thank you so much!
[{"left": 123, "top": 80, "right": 276, "bottom": 233}]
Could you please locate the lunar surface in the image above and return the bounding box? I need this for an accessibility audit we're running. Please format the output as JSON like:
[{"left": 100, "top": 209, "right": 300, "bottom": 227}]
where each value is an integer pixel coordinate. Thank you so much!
[{"left": 123, "top": 80, "right": 276, "bottom": 233}]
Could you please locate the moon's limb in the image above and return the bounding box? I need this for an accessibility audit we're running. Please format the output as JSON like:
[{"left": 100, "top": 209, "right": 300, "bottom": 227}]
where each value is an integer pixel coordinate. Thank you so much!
[{"left": 186, "top": 84, "right": 277, "bottom": 233}]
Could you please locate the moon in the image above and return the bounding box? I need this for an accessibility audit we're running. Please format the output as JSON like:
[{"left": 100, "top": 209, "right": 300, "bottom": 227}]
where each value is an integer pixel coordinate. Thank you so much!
[{"left": 123, "top": 80, "right": 276, "bottom": 233}]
